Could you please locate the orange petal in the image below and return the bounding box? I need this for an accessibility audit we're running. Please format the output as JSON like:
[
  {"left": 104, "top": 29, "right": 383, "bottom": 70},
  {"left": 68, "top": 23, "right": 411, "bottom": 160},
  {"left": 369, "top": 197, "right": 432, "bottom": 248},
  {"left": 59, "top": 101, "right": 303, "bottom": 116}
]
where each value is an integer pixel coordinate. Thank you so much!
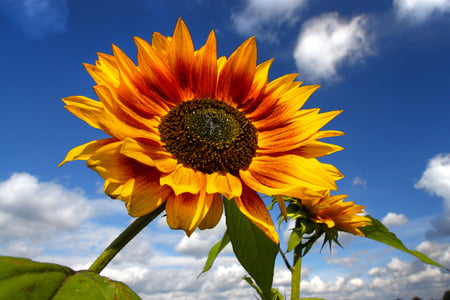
[
  {"left": 205, "top": 172, "right": 242, "bottom": 199},
  {"left": 239, "top": 59, "right": 273, "bottom": 110},
  {"left": 59, "top": 138, "right": 116, "bottom": 167},
  {"left": 233, "top": 185, "right": 278, "bottom": 244},
  {"left": 198, "top": 193, "right": 223, "bottom": 229},
  {"left": 192, "top": 30, "right": 217, "bottom": 98},
  {"left": 166, "top": 190, "right": 214, "bottom": 235},
  {"left": 217, "top": 37, "right": 256, "bottom": 105},
  {"left": 84, "top": 52, "right": 119, "bottom": 89},
  {"left": 160, "top": 164, "right": 205, "bottom": 195}
]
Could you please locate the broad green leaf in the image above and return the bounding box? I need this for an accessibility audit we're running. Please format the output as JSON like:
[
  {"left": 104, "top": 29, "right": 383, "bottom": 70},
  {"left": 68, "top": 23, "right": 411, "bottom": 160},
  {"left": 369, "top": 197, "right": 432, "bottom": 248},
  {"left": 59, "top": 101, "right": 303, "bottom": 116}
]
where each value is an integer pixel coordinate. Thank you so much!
[
  {"left": 0, "top": 256, "right": 140, "bottom": 300},
  {"left": 360, "top": 216, "right": 447, "bottom": 269},
  {"left": 224, "top": 198, "right": 279, "bottom": 299},
  {"left": 199, "top": 231, "right": 230, "bottom": 276}
]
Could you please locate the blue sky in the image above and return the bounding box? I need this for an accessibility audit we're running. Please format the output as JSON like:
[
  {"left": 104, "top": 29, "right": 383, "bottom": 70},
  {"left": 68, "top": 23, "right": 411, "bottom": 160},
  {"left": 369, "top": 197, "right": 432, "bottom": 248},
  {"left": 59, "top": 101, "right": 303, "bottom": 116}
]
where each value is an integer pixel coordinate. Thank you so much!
[{"left": 1, "top": 0, "right": 450, "bottom": 299}]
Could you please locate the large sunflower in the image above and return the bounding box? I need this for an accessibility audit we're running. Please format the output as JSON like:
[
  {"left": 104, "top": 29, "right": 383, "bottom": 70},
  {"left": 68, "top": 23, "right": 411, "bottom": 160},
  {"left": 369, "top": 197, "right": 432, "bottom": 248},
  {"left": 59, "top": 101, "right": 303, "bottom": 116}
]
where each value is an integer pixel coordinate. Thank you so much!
[{"left": 60, "top": 19, "right": 344, "bottom": 244}]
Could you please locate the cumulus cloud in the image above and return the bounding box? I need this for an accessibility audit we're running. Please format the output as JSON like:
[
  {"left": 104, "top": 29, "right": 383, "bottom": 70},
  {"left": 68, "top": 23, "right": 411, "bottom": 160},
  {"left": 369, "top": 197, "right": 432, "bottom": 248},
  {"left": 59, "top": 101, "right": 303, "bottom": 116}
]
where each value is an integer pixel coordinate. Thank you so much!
[
  {"left": 0, "top": 0, "right": 68, "bottom": 39},
  {"left": 231, "top": 0, "right": 307, "bottom": 42},
  {"left": 382, "top": 212, "right": 409, "bottom": 226},
  {"left": 293, "top": 13, "right": 373, "bottom": 82},
  {"left": 175, "top": 218, "right": 233, "bottom": 257},
  {"left": 415, "top": 153, "right": 450, "bottom": 239},
  {"left": 393, "top": 0, "right": 450, "bottom": 24},
  {"left": 0, "top": 173, "right": 93, "bottom": 242}
]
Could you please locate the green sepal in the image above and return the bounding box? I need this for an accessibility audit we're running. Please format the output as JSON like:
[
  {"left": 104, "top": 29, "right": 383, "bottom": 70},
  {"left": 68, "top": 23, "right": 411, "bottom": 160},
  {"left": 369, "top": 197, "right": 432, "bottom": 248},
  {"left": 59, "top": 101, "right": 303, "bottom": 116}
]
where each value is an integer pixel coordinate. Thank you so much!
[
  {"left": 199, "top": 231, "right": 230, "bottom": 276},
  {"left": 288, "top": 228, "right": 303, "bottom": 252},
  {"left": 242, "top": 276, "right": 285, "bottom": 300},
  {"left": 224, "top": 198, "right": 279, "bottom": 299},
  {"left": 0, "top": 256, "right": 140, "bottom": 300},
  {"left": 360, "top": 216, "right": 448, "bottom": 270}
]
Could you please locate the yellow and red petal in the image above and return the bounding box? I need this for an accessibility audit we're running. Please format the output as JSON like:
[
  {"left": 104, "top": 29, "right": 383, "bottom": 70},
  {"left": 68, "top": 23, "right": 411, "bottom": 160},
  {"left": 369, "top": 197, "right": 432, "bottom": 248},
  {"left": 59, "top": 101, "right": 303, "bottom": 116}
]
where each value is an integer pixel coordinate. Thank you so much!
[
  {"left": 198, "top": 193, "right": 223, "bottom": 230},
  {"left": 166, "top": 190, "right": 214, "bottom": 236},
  {"left": 217, "top": 37, "right": 256, "bottom": 105},
  {"left": 240, "top": 155, "right": 339, "bottom": 196},
  {"left": 120, "top": 138, "right": 177, "bottom": 173},
  {"left": 192, "top": 30, "right": 217, "bottom": 99},
  {"left": 126, "top": 175, "right": 173, "bottom": 217}
]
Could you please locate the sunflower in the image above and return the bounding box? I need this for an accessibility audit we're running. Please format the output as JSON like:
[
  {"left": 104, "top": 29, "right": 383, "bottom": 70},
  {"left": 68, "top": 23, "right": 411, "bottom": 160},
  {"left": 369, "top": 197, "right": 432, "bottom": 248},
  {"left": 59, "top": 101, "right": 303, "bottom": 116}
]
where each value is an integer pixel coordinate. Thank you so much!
[
  {"left": 296, "top": 191, "right": 371, "bottom": 236},
  {"left": 59, "top": 19, "right": 344, "bottom": 244}
]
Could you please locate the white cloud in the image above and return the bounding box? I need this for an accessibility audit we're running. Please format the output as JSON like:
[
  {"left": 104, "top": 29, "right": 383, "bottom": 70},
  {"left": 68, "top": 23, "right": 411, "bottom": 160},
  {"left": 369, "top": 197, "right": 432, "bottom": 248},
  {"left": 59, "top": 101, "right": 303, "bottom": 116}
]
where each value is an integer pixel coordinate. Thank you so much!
[
  {"left": 0, "top": 0, "right": 68, "bottom": 39},
  {"left": 293, "top": 13, "right": 373, "bottom": 82},
  {"left": 231, "top": 0, "right": 308, "bottom": 42},
  {"left": 382, "top": 212, "right": 409, "bottom": 226},
  {"left": 175, "top": 218, "right": 234, "bottom": 257},
  {"left": 393, "top": 0, "right": 450, "bottom": 24},
  {"left": 352, "top": 176, "right": 367, "bottom": 187},
  {"left": 0, "top": 173, "right": 93, "bottom": 242},
  {"left": 415, "top": 153, "right": 450, "bottom": 239}
]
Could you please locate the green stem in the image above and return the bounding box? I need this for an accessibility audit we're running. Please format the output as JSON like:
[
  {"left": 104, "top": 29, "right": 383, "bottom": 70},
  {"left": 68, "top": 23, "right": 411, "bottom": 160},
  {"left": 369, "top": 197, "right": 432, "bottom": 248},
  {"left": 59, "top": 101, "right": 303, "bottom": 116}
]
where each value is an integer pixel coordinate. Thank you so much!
[
  {"left": 88, "top": 203, "right": 166, "bottom": 274},
  {"left": 291, "top": 218, "right": 304, "bottom": 300}
]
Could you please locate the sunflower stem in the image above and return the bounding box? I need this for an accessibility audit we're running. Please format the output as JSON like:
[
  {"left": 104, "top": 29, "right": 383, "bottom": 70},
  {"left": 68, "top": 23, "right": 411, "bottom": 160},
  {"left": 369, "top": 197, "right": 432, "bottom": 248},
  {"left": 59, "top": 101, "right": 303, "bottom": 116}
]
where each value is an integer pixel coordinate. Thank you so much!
[
  {"left": 88, "top": 203, "right": 166, "bottom": 274},
  {"left": 291, "top": 218, "right": 304, "bottom": 300}
]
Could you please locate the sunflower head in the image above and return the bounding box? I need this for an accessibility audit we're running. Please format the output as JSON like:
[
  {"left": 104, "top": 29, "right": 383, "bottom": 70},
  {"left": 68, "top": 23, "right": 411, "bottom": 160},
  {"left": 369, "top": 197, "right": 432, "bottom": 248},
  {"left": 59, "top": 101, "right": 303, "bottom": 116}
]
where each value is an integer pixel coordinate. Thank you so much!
[
  {"left": 286, "top": 190, "right": 370, "bottom": 234},
  {"left": 59, "top": 18, "right": 345, "bottom": 244}
]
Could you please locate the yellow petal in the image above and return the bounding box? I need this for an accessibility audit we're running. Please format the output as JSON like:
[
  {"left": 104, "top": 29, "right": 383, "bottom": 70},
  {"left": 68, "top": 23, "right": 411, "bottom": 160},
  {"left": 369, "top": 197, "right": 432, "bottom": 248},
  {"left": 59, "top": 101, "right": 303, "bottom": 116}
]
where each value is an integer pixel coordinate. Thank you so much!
[
  {"left": 59, "top": 138, "right": 115, "bottom": 167},
  {"left": 160, "top": 164, "right": 205, "bottom": 195},
  {"left": 205, "top": 172, "right": 242, "bottom": 199}
]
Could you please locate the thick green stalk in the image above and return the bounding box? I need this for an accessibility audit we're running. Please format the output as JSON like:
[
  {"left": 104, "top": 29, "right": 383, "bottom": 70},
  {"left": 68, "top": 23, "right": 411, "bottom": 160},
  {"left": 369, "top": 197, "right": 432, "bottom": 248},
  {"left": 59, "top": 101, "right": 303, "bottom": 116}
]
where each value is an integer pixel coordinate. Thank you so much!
[
  {"left": 88, "top": 203, "right": 166, "bottom": 274},
  {"left": 291, "top": 218, "right": 303, "bottom": 300}
]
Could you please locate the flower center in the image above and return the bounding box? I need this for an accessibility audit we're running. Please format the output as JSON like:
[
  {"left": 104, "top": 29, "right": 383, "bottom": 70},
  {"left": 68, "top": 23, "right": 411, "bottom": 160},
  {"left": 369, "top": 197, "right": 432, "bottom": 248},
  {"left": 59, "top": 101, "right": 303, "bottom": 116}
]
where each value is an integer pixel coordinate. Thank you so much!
[{"left": 159, "top": 99, "right": 257, "bottom": 175}]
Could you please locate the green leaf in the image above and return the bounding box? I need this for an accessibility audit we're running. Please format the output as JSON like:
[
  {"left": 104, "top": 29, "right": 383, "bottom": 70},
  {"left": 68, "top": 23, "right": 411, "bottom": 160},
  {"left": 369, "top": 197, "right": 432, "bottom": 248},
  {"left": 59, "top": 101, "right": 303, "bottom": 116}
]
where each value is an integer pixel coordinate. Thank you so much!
[
  {"left": 199, "top": 231, "right": 230, "bottom": 276},
  {"left": 224, "top": 198, "right": 279, "bottom": 299},
  {"left": 0, "top": 256, "right": 140, "bottom": 300},
  {"left": 360, "top": 216, "right": 448, "bottom": 269}
]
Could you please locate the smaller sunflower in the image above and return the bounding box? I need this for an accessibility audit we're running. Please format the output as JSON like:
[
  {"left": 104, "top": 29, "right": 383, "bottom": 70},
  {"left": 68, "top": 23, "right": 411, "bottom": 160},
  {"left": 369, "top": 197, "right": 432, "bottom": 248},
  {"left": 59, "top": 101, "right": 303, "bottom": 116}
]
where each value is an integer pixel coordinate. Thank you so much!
[
  {"left": 284, "top": 190, "right": 371, "bottom": 236},
  {"left": 296, "top": 190, "right": 371, "bottom": 236}
]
